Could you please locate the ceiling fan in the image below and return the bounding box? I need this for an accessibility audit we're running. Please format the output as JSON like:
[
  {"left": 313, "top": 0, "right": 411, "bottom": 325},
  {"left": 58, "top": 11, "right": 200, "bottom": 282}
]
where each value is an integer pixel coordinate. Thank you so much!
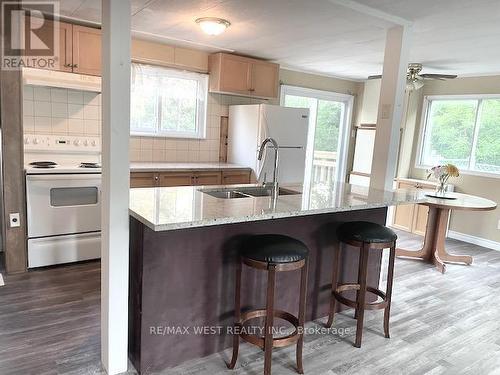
[{"left": 368, "top": 63, "right": 457, "bottom": 90}]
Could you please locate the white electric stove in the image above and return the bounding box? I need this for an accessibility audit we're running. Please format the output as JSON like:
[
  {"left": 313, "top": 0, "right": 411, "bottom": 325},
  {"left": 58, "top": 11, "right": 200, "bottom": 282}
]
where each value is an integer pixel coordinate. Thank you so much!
[{"left": 24, "top": 134, "right": 102, "bottom": 268}]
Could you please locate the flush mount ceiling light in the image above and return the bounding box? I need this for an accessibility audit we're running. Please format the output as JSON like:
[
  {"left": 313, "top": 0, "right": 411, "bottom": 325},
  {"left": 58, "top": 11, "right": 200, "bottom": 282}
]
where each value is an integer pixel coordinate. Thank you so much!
[{"left": 195, "top": 17, "right": 230, "bottom": 36}]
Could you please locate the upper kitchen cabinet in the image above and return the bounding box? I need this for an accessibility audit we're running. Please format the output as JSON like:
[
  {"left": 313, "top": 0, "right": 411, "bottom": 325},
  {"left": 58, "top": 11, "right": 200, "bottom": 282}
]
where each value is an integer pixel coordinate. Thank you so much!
[
  {"left": 72, "top": 25, "right": 102, "bottom": 76},
  {"left": 23, "top": 17, "right": 72, "bottom": 72},
  {"left": 208, "top": 53, "right": 279, "bottom": 99},
  {"left": 131, "top": 39, "right": 209, "bottom": 72},
  {"left": 24, "top": 16, "right": 102, "bottom": 76}
]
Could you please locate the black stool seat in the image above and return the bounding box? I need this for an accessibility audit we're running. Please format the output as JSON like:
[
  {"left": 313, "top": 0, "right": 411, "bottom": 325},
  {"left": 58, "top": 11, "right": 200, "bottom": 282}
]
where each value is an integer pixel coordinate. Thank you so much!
[
  {"left": 337, "top": 221, "right": 397, "bottom": 244},
  {"left": 241, "top": 234, "right": 308, "bottom": 264}
]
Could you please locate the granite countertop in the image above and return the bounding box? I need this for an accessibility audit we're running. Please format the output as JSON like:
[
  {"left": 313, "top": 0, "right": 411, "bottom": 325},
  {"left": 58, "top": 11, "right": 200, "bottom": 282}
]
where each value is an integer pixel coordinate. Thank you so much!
[
  {"left": 130, "top": 162, "right": 249, "bottom": 172},
  {"left": 129, "top": 181, "right": 427, "bottom": 232}
]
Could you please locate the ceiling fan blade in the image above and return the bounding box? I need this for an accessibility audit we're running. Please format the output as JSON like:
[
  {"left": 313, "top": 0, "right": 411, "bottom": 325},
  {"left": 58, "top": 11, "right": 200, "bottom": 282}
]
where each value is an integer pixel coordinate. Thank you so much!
[
  {"left": 420, "top": 73, "right": 457, "bottom": 79},
  {"left": 367, "top": 75, "right": 382, "bottom": 80}
]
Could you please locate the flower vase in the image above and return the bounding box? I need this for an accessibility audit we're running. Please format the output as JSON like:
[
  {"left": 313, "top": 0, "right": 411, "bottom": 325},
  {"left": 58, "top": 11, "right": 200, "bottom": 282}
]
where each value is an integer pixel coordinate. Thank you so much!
[{"left": 435, "top": 180, "right": 447, "bottom": 197}]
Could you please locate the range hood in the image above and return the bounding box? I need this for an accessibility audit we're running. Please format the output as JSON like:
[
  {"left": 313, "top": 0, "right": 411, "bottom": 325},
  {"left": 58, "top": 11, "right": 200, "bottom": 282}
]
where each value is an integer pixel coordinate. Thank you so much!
[{"left": 22, "top": 68, "right": 101, "bottom": 92}]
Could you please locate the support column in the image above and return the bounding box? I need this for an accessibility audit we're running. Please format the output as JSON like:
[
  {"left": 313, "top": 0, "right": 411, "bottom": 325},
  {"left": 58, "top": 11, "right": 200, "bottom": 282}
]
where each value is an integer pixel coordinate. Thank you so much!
[
  {"left": 101, "top": 1, "right": 131, "bottom": 374},
  {"left": 0, "top": 0, "right": 27, "bottom": 274},
  {"left": 370, "top": 25, "right": 412, "bottom": 191}
]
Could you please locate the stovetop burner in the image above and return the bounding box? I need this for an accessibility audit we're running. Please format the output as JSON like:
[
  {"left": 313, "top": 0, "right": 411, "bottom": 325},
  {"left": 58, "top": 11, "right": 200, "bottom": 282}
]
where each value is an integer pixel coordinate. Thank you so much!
[
  {"left": 29, "top": 161, "right": 58, "bottom": 169},
  {"left": 79, "top": 162, "right": 101, "bottom": 169}
]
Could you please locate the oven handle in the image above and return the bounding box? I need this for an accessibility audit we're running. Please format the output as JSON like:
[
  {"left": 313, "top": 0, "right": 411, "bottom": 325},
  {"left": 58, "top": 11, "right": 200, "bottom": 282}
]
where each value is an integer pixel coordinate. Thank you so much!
[{"left": 27, "top": 174, "right": 101, "bottom": 181}]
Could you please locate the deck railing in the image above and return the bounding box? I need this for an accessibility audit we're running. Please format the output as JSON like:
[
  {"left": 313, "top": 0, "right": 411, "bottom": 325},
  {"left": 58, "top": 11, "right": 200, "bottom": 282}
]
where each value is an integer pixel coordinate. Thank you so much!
[{"left": 312, "top": 151, "right": 337, "bottom": 184}]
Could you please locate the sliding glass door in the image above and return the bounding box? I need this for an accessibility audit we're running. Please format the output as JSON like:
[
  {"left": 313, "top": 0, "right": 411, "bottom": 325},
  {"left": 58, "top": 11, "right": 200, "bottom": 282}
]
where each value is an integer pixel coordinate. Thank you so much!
[{"left": 281, "top": 85, "right": 353, "bottom": 185}]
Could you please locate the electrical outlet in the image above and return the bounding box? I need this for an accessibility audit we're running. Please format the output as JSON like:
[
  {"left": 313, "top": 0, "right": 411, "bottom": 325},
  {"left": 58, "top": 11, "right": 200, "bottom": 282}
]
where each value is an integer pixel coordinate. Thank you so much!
[{"left": 9, "top": 213, "right": 20, "bottom": 228}]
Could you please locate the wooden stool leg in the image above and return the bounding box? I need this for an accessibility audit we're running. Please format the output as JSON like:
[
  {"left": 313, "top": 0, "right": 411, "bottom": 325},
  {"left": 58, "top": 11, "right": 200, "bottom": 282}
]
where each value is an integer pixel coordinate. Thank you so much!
[
  {"left": 296, "top": 261, "right": 308, "bottom": 374},
  {"left": 355, "top": 243, "right": 369, "bottom": 348},
  {"left": 354, "top": 246, "right": 364, "bottom": 320},
  {"left": 326, "top": 244, "right": 341, "bottom": 328},
  {"left": 384, "top": 245, "right": 396, "bottom": 339},
  {"left": 228, "top": 260, "right": 242, "bottom": 369},
  {"left": 264, "top": 264, "right": 276, "bottom": 375}
]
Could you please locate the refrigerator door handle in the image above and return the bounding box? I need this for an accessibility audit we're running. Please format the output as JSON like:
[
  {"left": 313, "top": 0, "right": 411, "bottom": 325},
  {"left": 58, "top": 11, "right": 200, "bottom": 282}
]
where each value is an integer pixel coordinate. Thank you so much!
[{"left": 257, "top": 145, "right": 303, "bottom": 151}]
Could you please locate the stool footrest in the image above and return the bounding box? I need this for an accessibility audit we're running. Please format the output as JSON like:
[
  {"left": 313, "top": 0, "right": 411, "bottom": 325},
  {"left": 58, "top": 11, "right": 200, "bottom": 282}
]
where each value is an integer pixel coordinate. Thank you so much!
[
  {"left": 333, "top": 283, "right": 388, "bottom": 310},
  {"left": 239, "top": 309, "right": 301, "bottom": 349}
]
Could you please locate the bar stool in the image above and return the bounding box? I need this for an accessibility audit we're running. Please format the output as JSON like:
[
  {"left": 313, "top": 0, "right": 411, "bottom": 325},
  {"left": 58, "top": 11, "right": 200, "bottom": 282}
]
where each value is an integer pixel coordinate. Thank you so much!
[
  {"left": 326, "top": 221, "right": 397, "bottom": 348},
  {"left": 228, "top": 234, "right": 309, "bottom": 375}
]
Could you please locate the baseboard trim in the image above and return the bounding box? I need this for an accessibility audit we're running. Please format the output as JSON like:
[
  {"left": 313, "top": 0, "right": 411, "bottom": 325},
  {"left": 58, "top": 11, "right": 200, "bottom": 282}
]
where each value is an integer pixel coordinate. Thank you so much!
[{"left": 448, "top": 230, "right": 500, "bottom": 251}]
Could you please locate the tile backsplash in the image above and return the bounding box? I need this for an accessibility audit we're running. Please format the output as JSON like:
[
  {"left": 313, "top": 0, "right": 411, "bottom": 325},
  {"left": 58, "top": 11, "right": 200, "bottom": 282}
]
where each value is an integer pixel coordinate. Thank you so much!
[
  {"left": 23, "top": 85, "right": 101, "bottom": 137},
  {"left": 22, "top": 85, "right": 266, "bottom": 163}
]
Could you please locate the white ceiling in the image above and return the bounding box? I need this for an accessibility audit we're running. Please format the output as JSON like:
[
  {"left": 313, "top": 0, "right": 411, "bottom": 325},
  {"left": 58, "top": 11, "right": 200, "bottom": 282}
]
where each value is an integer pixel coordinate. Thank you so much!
[{"left": 32, "top": 0, "right": 500, "bottom": 80}]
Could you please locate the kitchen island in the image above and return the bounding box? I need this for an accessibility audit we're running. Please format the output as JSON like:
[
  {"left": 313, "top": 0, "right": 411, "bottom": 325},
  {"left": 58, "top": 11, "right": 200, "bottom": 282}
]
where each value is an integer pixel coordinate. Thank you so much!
[{"left": 128, "top": 182, "right": 424, "bottom": 373}]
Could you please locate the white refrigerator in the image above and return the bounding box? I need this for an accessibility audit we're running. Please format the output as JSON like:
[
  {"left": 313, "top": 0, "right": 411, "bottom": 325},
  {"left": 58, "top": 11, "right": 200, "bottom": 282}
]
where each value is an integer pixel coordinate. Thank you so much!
[{"left": 228, "top": 104, "right": 311, "bottom": 184}]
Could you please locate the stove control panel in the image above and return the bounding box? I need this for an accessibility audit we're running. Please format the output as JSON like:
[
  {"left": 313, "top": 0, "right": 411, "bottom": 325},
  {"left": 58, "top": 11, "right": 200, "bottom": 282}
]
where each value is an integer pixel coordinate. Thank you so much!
[{"left": 24, "top": 135, "right": 101, "bottom": 153}]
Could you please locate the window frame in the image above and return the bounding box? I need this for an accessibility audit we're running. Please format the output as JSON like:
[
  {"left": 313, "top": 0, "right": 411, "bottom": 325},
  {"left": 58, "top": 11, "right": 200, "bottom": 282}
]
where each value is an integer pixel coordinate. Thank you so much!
[
  {"left": 130, "top": 64, "right": 209, "bottom": 139},
  {"left": 416, "top": 94, "right": 500, "bottom": 179}
]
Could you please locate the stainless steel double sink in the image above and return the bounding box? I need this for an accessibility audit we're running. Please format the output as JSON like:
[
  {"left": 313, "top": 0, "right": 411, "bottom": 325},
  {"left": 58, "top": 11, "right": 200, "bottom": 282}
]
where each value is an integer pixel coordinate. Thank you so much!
[{"left": 199, "top": 186, "right": 300, "bottom": 199}]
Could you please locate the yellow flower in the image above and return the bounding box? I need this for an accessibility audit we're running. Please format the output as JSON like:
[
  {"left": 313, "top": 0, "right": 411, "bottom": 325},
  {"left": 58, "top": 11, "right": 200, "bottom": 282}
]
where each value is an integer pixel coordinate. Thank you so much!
[{"left": 445, "top": 164, "right": 460, "bottom": 177}]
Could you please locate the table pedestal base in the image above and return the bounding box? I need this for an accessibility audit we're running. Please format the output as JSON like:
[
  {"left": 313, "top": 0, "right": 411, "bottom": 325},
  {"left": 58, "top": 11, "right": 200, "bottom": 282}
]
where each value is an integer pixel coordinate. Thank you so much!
[{"left": 396, "top": 206, "right": 472, "bottom": 273}]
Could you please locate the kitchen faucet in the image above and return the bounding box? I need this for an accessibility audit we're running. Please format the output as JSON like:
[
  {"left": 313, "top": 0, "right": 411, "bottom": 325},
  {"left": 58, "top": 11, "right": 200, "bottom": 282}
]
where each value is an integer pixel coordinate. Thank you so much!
[{"left": 258, "top": 137, "right": 279, "bottom": 199}]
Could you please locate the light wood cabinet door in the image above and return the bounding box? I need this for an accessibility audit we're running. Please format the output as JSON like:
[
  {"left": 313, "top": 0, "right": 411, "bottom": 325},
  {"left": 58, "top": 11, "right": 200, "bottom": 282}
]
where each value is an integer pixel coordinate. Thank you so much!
[
  {"left": 130, "top": 173, "right": 158, "bottom": 188},
  {"left": 250, "top": 61, "right": 279, "bottom": 98},
  {"left": 58, "top": 22, "right": 73, "bottom": 72},
  {"left": 158, "top": 172, "right": 194, "bottom": 187},
  {"left": 393, "top": 204, "right": 415, "bottom": 232},
  {"left": 391, "top": 179, "right": 441, "bottom": 236},
  {"left": 221, "top": 170, "right": 251, "bottom": 185},
  {"left": 413, "top": 204, "right": 429, "bottom": 236},
  {"left": 209, "top": 53, "right": 279, "bottom": 99},
  {"left": 194, "top": 172, "right": 222, "bottom": 186},
  {"left": 72, "top": 25, "right": 101, "bottom": 76},
  {"left": 392, "top": 181, "right": 419, "bottom": 232},
  {"left": 23, "top": 18, "right": 73, "bottom": 72},
  {"left": 219, "top": 55, "right": 252, "bottom": 95}
]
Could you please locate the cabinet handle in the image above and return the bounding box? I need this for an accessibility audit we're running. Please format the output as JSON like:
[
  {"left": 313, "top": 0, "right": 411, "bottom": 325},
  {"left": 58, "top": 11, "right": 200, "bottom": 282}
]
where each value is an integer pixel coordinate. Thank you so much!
[
  {"left": 248, "top": 88, "right": 255, "bottom": 92},
  {"left": 63, "top": 63, "right": 71, "bottom": 67},
  {"left": 154, "top": 176, "right": 159, "bottom": 180},
  {"left": 72, "top": 64, "right": 78, "bottom": 68}
]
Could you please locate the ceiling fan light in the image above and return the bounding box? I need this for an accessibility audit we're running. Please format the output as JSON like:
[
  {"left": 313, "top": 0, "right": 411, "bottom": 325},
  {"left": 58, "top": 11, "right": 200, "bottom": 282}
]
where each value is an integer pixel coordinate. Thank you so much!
[
  {"left": 406, "top": 79, "right": 424, "bottom": 91},
  {"left": 195, "top": 17, "right": 230, "bottom": 35}
]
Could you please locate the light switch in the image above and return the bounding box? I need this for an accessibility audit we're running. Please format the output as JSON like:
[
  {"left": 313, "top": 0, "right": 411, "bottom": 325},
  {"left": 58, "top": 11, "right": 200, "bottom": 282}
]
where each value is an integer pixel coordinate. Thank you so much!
[{"left": 381, "top": 104, "right": 392, "bottom": 119}]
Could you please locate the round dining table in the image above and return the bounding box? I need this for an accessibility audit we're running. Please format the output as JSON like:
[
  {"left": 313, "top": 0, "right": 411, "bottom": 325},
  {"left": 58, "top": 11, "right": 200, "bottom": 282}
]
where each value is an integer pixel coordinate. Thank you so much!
[{"left": 396, "top": 192, "right": 497, "bottom": 273}]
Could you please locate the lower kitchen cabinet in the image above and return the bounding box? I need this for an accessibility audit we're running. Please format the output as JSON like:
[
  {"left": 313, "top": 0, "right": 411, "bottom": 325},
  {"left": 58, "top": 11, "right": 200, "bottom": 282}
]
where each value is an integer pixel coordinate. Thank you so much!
[
  {"left": 221, "top": 169, "right": 252, "bottom": 185},
  {"left": 194, "top": 171, "right": 222, "bottom": 186},
  {"left": 130, "top": 172, "right": 158, "bottom": 188},
  {"left": 130, "top": 168, "right": 251, "bottom": 188},
  {"left": 158, "top": 172, "right": 194, "bottom": 187},
  {"left": 391, "top": 179, "right": 443, "bottom": 236}
]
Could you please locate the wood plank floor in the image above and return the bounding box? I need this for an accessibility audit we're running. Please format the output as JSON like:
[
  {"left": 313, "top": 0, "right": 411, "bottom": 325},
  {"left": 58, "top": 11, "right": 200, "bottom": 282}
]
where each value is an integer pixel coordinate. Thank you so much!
[{"left": 1, "top": 231, "right": 500, "bottom": 374}]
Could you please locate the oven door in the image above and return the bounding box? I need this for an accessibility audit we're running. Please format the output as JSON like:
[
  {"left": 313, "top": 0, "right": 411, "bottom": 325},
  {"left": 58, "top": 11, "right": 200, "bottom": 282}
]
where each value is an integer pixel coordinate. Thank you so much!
[{"left": 26, "top": 173, "right": 101, "bottom": 237}]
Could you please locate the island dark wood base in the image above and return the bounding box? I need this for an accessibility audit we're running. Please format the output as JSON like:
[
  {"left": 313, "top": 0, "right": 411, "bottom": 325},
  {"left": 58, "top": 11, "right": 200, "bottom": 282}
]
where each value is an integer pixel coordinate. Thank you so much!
[
  {"left": 128, "top": 208, "right": 387, "bottom": 373},
  {"left": 396, "top": 206, "right": 472, "bottom": 273}
]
